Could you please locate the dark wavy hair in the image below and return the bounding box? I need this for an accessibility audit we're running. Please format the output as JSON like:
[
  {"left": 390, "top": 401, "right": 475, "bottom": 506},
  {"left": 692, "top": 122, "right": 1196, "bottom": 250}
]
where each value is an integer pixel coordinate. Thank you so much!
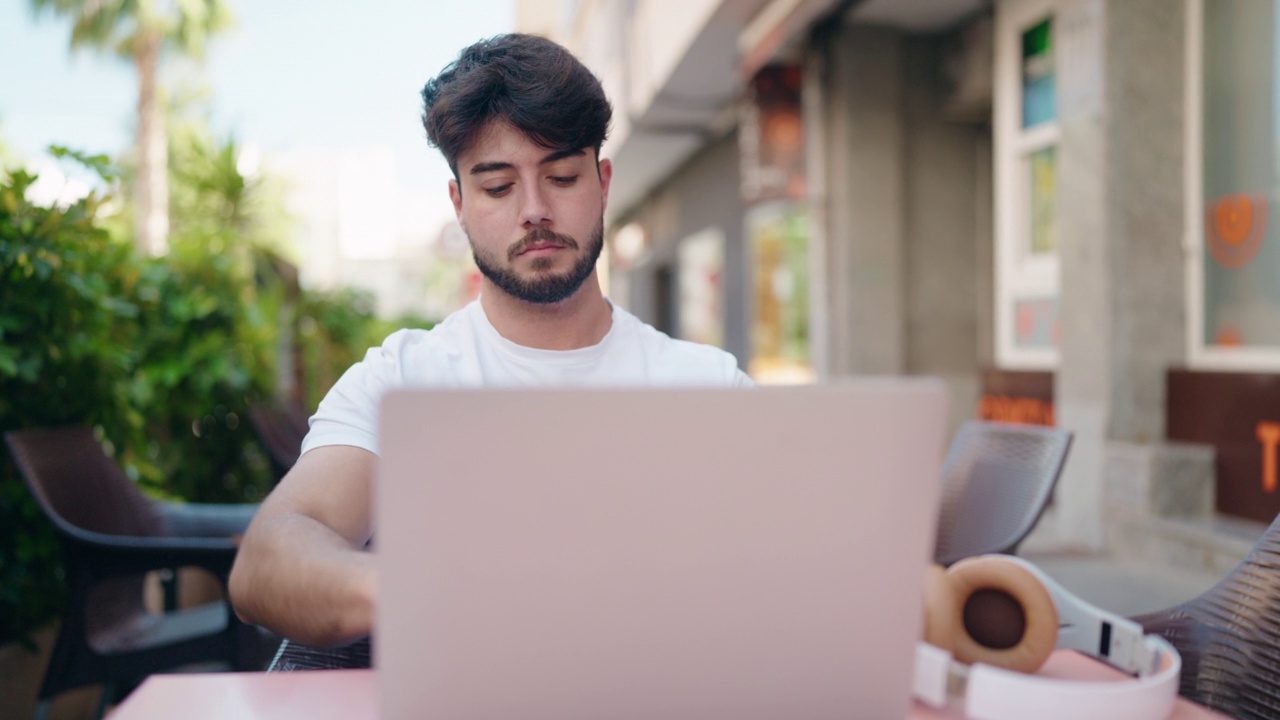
[{"left": 421, "top": 33, "right": 613, "bottom": 176}]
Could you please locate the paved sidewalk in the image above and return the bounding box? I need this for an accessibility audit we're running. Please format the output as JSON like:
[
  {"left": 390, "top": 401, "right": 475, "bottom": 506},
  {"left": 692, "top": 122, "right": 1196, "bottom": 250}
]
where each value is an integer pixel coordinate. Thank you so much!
[{"left": 1022, "top": 551, "right": 1225, "bottom": 617}]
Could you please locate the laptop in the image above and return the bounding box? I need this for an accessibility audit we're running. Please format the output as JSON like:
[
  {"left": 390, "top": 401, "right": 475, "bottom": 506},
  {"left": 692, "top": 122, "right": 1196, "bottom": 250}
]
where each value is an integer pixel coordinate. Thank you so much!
[{"left": 375, "top": 381, "right": 949, "bottom": 720}]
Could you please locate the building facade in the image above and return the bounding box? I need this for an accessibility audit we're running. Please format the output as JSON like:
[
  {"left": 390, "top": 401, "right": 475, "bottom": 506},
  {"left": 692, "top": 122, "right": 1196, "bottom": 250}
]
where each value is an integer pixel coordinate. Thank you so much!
[{"left": 518, "top": 0, "right": 1280, "bottom": 571}]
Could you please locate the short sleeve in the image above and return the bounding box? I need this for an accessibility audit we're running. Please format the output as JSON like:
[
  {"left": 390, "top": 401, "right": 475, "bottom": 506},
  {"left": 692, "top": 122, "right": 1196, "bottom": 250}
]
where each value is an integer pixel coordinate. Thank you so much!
[{"left": 299, "top": 336, "right": 404, "bottom": 457}]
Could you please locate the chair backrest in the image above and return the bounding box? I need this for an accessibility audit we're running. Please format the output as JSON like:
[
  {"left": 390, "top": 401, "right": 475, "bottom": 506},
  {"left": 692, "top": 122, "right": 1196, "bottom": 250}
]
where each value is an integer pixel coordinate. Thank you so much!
[
  {"left": 1135, "top": 512, "right": 1280, "bottom": 720},
  {"left": 5, "top": 427, "right": 163, "bottom": 644},
  {"left": 932, "top": 421, "right": 1072, "bottom": 566},
  {"left": 4, "top": 426, "right": 163, "bottom": 539},
  {"left": 247, "top": 399, "right": 310, "bottom": 481}
]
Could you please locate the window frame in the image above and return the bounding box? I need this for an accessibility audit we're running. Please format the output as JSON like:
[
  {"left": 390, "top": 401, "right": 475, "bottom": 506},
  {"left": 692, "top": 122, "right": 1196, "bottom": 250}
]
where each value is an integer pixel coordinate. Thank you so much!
[
  {"left": 1185, "top": 0, "right": 1280, "bottom": 370},
  {"left": 995, "top": 0, "right": 1063, "bottom": 370}
]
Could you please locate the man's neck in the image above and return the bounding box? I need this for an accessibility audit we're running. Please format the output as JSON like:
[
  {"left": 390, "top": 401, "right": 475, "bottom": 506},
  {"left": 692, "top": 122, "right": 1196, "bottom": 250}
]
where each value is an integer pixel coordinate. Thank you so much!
[{"left": 479, "top": 276, "right": 613, "bottom": 351}]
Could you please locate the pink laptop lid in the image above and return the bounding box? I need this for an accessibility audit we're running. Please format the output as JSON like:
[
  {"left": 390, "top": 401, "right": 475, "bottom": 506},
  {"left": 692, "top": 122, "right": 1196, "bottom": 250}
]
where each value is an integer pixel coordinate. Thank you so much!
[{"left": 376, "top": 381, "right": 948, "bottom": 720}]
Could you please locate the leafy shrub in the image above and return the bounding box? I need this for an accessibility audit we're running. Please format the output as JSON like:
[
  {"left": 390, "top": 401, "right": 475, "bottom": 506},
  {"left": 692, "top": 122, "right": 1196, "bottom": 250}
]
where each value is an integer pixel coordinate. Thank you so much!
[
  {"left": 0, "top": 168, "right": 135, "bottom": 647},
  {"left": 0, "top": 141, "right": 433, "bottom": 646},
  {"left": 295, "top": 288, "right": 435, "bottom": 412}
]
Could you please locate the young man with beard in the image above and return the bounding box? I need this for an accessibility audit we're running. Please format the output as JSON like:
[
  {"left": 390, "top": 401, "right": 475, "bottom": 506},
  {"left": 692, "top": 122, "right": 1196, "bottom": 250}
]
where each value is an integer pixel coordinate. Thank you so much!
[{"left": 230, "top": 33, "right": 751, "bottom": 648}]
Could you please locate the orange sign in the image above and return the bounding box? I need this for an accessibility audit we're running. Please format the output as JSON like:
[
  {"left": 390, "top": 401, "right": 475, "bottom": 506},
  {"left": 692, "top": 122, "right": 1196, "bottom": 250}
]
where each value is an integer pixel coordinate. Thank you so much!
[
  {"left": 1168, "top": 371, "right": 1280, "bottom": 523},
  {"left": 1206, "top": 194, "right": 1267, "bottom": 269},
  {"left": 1260, "top": 421, "right": 1280, "bottom": 493},
  {"left": 979, "top": 394, "right": 1055, "bottom": 427}
]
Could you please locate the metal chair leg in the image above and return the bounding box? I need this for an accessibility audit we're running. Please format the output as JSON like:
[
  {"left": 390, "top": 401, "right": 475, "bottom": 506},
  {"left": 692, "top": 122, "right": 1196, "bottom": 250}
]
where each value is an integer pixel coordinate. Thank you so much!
[{"left": 91, "top": 682, "right": 116, "bottom": 720}]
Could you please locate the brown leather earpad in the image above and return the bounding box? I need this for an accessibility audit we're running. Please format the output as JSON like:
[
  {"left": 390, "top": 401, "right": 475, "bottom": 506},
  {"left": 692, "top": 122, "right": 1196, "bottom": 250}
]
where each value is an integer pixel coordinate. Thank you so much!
[
  {"left": 944, "top": 556, "right": 1059, "bottom": 673},
  {"left": 922, "top": 563, "right": 959, "bottom": 652}
]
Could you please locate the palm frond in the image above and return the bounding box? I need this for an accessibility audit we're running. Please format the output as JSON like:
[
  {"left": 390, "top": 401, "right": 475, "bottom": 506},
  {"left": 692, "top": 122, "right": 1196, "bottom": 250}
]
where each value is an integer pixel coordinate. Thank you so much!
[
  {"left": 30, "top": 0, "right": 134, "bottom": 55},
  {"left": 169, "top": 0, "right": 236, "bottom": 58},
  {"left": 28, "top": 0, "right": 233, "bottom": 60}
]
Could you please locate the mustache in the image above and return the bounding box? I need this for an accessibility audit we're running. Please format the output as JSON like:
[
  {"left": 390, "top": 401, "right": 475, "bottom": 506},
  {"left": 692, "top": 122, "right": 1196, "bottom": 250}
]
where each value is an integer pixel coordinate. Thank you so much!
[{"left": 508, "top": 228, "right": 579, "bottom": 260}]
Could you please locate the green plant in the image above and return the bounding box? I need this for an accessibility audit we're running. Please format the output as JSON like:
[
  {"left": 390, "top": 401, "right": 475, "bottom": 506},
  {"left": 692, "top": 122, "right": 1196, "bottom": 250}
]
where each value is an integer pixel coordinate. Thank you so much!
[
  {"left": 116, "top": 120, "right": 289, "bottom": 503},
  {"left": 294, "top": 289, "right": 435, "bottom": 412},
  {"left": 0, "top": 128, "right": 437, "bottom": 647},
  {"left": 117, "top": 252, "right": 278, "bottom": 503},
  {"left": 0, "top": 167, "right": 136, "bottom": 648}
]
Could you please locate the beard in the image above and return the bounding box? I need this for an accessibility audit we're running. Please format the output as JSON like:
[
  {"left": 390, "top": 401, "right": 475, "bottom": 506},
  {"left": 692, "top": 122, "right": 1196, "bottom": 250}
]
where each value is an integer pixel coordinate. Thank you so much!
[{"left": 470, "top": 219, "right": 604, "bottom": 305}]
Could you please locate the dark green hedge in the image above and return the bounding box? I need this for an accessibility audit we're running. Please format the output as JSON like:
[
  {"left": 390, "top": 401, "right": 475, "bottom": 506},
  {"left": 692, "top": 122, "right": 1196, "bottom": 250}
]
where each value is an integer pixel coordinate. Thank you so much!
[{"left": 0, "top": 155, "right": 430, "bottom": 648}]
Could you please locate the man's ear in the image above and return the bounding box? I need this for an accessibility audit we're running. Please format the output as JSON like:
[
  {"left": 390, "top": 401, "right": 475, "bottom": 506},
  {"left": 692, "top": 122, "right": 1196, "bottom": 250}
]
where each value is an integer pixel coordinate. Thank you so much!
[
  {"left": 597, "top": 158, "right": 613, "bottom": 214},
  {"left": 449, "top": 179, "right": 464, "bottom": 222}
]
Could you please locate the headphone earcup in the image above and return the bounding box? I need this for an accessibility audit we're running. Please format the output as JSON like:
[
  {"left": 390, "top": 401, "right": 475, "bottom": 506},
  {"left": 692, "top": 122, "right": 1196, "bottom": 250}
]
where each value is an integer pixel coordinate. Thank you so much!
[
  {"left": 921, "top": 563, "right": 959, "bottom": 652},
  {"left": 944, "top": 556, "right": 1059, "bottom": 674}
]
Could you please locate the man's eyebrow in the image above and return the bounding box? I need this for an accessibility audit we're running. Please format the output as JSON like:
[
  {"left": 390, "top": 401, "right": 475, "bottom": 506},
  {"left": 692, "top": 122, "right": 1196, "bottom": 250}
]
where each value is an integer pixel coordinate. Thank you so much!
[
  {"left": 540, "top": 148, "right": 585, "bottom": 164},
  {"left": 469, "top": 161, "right": 514, "bottom": 175},
  {"left": 467, "top": 149, "right": 585, "bottom": 176}
]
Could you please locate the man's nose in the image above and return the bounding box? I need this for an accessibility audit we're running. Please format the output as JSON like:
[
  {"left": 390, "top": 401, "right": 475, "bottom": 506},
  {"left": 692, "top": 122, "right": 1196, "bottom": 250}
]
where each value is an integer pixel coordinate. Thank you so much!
[{"left": 519, "top": 183, "right": 552, "bottom": 227}]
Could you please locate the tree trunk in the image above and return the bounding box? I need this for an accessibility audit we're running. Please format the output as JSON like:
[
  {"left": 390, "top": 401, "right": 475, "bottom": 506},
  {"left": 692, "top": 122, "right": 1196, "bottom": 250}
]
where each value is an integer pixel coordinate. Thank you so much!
[{"left": 134, "top": 34, "right": 169, "bottom": 256}]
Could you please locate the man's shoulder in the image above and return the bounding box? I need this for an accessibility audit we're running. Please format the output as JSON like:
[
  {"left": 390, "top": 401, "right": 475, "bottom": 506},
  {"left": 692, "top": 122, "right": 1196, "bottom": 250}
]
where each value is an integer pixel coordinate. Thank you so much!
[
  {"left": 364, "top": 304, "right": 481, "bottom": 371},
  {"left": 611, "top": 306, "right": 748, "bottom": 385}
]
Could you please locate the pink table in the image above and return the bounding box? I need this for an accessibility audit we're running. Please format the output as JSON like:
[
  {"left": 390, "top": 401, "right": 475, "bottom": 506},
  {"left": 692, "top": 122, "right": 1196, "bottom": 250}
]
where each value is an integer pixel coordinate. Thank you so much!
[{"left": 108, "top": 651, "right": 1229, "bottom": 719}]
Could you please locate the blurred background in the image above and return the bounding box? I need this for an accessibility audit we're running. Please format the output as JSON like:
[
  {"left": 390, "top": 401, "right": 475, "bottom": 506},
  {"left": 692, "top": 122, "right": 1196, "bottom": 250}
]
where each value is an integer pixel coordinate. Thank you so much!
[{"left": 4, "top": 0, "right": 1280, "bottom": 717}]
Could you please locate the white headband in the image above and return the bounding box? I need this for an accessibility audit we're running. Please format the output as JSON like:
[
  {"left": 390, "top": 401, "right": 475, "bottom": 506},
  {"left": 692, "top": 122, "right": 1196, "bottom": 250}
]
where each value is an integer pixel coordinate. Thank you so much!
[{"left": 913, "top": 555, "right": 1182, "bottom": 720}]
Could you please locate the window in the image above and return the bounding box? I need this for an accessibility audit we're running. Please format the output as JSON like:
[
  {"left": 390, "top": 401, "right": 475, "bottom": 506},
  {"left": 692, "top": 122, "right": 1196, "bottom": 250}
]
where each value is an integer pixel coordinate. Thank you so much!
[
  {"left": 1022, "top": 18, "right": 1057, "bottom": 128},
  {"left": 1188, "top": 0, "right": 1280, "bottom": 368},
  {"left": 996, "top": 0, "right": 1062, "bottom": 368},
  {"left": 676, "top": 228, "right": 726, "bottom": 348},
  {"left": 1027, "top": 146, "right": 1058, "bottom": 255},
  {"left": 747, "top": 201, "right": 812, "bottom": 384}
]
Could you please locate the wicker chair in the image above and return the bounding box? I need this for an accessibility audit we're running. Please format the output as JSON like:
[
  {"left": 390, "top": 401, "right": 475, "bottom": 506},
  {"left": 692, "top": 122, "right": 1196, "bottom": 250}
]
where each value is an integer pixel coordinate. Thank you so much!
[
  {"left": 267, "top": 636, "right": 372, "bottom": 672},
  {"left": 1134, "top": 511, "right": 1280, "bottom": 719},
  {"left": 932, "top": 421, "right": 1073, "bottom": 566},
  {"left": 5, "top": 427, "right": 264, "bottom": 719}
]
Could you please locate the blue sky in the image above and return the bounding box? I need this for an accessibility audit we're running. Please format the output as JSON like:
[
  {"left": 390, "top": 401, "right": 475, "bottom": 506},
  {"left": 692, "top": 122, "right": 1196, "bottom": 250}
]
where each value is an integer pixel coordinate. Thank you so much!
[{"left": 0, "top": 1, "right": 514, "bottom": 189}]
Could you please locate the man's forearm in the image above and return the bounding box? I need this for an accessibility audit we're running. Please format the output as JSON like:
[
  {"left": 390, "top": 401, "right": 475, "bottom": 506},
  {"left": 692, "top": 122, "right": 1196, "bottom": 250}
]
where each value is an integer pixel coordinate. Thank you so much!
[{"left": 230, "top": 512, "right": 375, "bottom": 647}]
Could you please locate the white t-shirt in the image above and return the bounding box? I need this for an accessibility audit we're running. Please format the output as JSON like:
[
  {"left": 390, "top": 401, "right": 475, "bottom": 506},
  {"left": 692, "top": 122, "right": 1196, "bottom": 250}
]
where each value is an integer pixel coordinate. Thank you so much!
[{"left": 302, "top": 300, "right": 753, "bottom": 456}]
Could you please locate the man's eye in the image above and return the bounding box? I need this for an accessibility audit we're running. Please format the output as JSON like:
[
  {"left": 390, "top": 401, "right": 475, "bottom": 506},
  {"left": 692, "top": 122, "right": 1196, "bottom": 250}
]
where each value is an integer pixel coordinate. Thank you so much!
[
  {"left": 484, "top": 184, "right": 512, "bottom": 197},
  {"left": 550, "top": 175, "right": 578, "bottom": 186}
]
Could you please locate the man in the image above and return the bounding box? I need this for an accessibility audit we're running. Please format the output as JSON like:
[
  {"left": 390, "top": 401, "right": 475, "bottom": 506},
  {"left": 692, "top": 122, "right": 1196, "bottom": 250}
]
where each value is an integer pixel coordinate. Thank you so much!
[{"left": 229, "top": 33, "right": 751, "bottom": 647}]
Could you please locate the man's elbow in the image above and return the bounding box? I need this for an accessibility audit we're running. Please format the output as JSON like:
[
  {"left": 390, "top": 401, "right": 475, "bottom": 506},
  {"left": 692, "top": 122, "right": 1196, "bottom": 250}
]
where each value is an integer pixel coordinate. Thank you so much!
[{"left": 229, "top": 535, "right": 263, "bottom": 626}]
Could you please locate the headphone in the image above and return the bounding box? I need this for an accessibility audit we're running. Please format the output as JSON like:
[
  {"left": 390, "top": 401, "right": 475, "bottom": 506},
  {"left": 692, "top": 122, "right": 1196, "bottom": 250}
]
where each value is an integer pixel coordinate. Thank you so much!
[{"left": 913, "top": 554, "right": 1182, "bottom": 720}]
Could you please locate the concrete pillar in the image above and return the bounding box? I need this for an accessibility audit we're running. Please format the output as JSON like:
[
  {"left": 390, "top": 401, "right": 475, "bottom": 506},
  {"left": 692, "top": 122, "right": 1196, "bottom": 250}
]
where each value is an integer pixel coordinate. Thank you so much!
[
  {"left": 1046, "top": 0, "right": 1186, "bottom": 551},
  {"left": 817, "top": 25, "right": 908, "bottom": 376},
  {"left": 903, "top": 37, "right": 986, "bottom": 431},
  {"left": 623, "top": 133, "right": 749, "bottom": 364},
  {"left": 812, "top": 23, "right": 990, "bottom": 433},
  {"left": 1102, "top": 0, "right": 1187, "bottom": 444}
]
